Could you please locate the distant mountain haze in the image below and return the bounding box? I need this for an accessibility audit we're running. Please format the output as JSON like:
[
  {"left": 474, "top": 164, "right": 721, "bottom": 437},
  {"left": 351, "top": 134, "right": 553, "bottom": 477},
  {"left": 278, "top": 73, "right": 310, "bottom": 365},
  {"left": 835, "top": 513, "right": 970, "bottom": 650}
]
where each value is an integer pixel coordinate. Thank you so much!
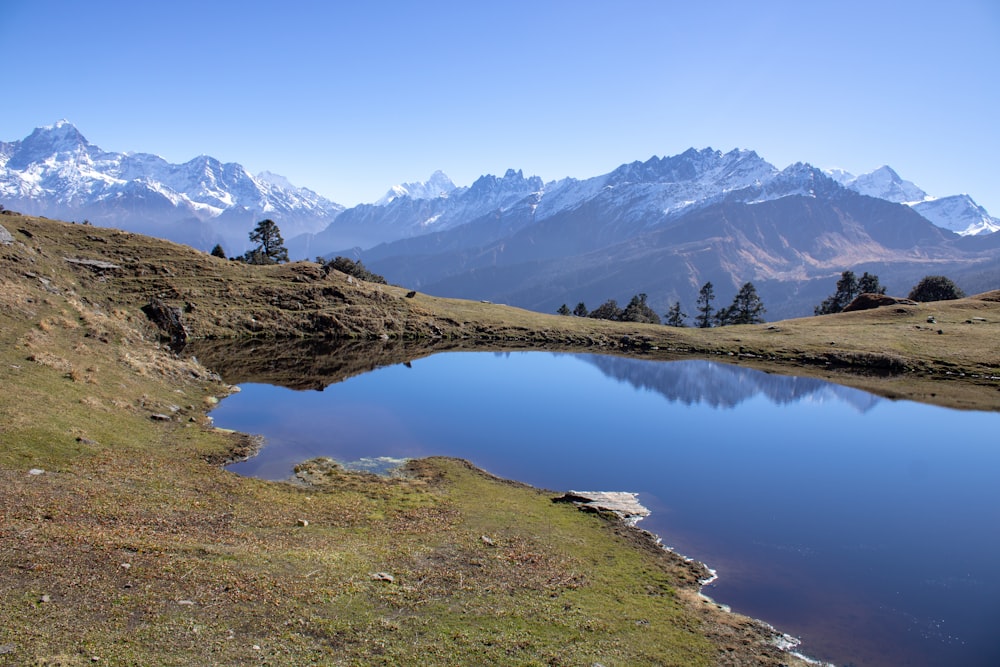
[{"left": 3, "top": 122, "right": 997, "bottom": 318}]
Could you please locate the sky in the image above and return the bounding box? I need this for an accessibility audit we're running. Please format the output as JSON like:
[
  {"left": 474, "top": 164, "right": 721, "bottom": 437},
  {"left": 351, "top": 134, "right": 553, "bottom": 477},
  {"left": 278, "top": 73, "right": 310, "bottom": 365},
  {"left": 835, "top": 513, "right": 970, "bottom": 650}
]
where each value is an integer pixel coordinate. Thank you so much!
[{"left": 2, "top": 0, "right": 998, "bottom": 212}]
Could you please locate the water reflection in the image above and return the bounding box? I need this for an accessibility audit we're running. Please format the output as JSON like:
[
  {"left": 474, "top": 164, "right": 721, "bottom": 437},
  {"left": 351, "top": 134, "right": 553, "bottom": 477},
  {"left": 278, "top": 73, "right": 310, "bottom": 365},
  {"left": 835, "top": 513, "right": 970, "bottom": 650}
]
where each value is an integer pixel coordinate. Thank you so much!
[
  {"left": 205, "top": 345, "right": 1000, "bottom": 667},
  {"left": 577, "top": 354, "right": 881, "bottom": 411}
]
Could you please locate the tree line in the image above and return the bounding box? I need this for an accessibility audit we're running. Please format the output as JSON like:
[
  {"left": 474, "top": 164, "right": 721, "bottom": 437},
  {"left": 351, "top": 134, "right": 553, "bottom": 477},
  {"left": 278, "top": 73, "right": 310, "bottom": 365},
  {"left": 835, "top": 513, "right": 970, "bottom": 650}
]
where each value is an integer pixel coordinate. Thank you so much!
[
  {"left": 557, "top": 271, "right": 967, "bottom": 327},
  {"left": 557, "top": 281, "right": 767, "bottom": 328}
]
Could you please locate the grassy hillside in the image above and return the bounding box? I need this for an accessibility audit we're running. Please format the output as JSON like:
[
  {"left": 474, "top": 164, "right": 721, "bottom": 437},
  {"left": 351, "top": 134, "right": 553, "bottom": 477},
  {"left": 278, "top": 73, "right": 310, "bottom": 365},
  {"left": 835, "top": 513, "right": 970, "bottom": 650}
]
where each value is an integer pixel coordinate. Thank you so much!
[{"left": 1, "top": 214, "right": 997, "bottom": 665}]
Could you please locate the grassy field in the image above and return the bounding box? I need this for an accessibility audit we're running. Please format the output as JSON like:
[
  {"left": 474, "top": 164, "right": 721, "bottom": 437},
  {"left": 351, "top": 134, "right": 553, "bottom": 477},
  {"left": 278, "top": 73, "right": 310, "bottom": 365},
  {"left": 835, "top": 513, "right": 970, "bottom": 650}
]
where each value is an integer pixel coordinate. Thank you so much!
[{"left": 1, "top": 214, "right": 997, "bottom": 665}]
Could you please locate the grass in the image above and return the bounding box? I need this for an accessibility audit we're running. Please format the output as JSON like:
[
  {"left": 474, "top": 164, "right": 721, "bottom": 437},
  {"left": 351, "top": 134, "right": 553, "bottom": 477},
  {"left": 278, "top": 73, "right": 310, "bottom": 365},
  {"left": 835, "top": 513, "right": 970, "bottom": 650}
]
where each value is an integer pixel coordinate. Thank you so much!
[{"left": 1, "top": 213, "right": 997, "bottom": 665}]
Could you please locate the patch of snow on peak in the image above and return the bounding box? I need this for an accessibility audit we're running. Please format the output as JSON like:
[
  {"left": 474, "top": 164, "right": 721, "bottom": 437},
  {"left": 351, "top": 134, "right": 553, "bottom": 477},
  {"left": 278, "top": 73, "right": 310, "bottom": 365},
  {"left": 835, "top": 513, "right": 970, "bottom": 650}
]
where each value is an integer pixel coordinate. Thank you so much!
[
  {"left": 839, "top": 165, "right": 928, "bottom": 204},
  {"left": 377, "top": 170, "right": 456, "bottom": 204}
]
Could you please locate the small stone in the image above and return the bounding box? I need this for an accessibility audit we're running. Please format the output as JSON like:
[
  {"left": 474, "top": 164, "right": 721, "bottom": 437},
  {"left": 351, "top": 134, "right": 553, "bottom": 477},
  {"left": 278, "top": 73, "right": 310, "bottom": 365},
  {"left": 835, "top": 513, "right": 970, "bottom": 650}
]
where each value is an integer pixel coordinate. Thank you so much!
[
  {"left": 28, "top": 468, "right": 44, "bottom": 476},
  {"left": 252, "top": 645, "right": 261, "bottom": 651},
  {"left": 39, "top": 594, "right": 51, "bottom": 603},
  {"left": 370, "top": 572, "right": 394, "bottom": 583},
  {"left": 297, "top": 519, "right": 309, "bottom": 527},
  {"left": 120, "top": 563, "right": 131, "bottom": 570},
  {"left": 0, "top": 644, "right": 15, "bottom": 655},
  {"left": 481, "top": 535, "right": 496, "bottom": 547},
  {"left": 150, "top": 413, "right": 171, "bottom": 421},
  {"left": 177, "top": 599, "right": 195, "bottom": 606}
]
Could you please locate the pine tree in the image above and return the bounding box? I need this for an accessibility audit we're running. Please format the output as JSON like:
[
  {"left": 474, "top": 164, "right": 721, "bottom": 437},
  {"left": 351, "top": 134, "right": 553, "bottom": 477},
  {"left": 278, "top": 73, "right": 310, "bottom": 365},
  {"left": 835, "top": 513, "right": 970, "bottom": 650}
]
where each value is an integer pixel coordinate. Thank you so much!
[
  {"left": 695, "top": 282, "right": 715, "bottom": 328},
  {"left": 621, "top": 293, "right": 661, "bottom": 324},
  {"left": 557, "top": 304, "right": 571, "bottom": 316},
  {"left": 572, "top": 302, "right": 589, "bottom": 317},
  {"left": 210, "top": 243, "right": 226, "bottom": 259},
  {"left": 724, "top": 282, "right": 766, "bottom": 324},
  {"left": 815, "top": 270, "right": 860, "bottom": 315},
  {"left": 857, "top": 271, "right": 886, "bottom": 296},
  {"left": 664, "top": 301, "right": 687, "bottom": 327},
  {"left": 246, "top": 219, "right": 289, "bottom": 265},
  {"left": 588, "top": 299, "right": 622, "bottom": 321}
]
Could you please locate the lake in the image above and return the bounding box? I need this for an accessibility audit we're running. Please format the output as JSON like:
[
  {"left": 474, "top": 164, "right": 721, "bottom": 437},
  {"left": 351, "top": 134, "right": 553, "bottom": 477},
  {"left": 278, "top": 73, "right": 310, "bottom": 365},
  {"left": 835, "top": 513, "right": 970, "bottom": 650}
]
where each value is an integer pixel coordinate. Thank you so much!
[{"left": 208, "top": 348, "right": 1000, "bottom": 667}]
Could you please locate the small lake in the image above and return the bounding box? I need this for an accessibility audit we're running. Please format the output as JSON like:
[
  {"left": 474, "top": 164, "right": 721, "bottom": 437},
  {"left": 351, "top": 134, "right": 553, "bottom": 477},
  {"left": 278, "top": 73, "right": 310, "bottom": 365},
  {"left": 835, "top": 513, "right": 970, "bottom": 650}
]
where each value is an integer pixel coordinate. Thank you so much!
[{"left": 208, "top": 349, "right": 1000, "bottom": 667}]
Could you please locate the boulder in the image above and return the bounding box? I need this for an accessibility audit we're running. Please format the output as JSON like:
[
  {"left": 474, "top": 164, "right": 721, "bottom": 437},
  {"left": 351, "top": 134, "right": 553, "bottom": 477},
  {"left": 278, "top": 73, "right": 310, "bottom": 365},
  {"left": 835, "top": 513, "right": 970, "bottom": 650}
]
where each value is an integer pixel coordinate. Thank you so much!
[{"left": 842, "top": 293, "right": 918, "bottom": 312}]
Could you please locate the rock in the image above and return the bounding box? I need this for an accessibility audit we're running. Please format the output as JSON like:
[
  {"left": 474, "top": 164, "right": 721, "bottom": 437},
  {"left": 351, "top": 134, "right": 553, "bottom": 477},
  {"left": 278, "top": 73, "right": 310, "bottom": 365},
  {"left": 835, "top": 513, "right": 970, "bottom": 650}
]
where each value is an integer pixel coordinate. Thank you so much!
[
  {"left": 150, "top": 413, "right": 172, "bottom": 421},
  {"left": 177, "top": 600, "right": 195, "bottom": 606},
  {"left": 0, "top": 224, "right": 12, "bottom": 245},
  {"left": 39, "top": 594, "right": 51, "bottom": 603},
  {"left": 481, "top": 535, "right": 496, "bottom": 547},
  {"left": 842, "top": 293, "right": 918, "bottom": 312},
  {"left": 28, "top": 468, "right": 45, "bottom": 476},
  {"left": 370, "top": 572, "right": 394, "bottom": 583},
  {"left": 405, "top": 290, "right": 417, "bottom": 298},
  {"left": 0, "top": 644, "right": 15, "bottom": 655},
  {"left": 297, "top": 519, "right": 309, "bottom": 527},
  {"left": 554, "top": 491, "right": 651, "bottom": 525},
  {"left": 140, "top": 298, "right": 189, "bottom": 345},
  {"left": 63, "top": 257, "right": 121, "bottom": 271}
]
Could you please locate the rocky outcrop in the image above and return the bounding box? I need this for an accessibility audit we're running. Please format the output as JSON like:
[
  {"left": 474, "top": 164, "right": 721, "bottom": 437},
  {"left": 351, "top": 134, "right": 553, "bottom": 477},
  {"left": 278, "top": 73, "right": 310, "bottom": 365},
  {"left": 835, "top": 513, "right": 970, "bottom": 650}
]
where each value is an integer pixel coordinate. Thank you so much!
[
  {"left": 842, "top": 293, "right": 918, "bottom": 312},
  {"left": 141, "top": 298, "right": 189, "bottom": 345}
]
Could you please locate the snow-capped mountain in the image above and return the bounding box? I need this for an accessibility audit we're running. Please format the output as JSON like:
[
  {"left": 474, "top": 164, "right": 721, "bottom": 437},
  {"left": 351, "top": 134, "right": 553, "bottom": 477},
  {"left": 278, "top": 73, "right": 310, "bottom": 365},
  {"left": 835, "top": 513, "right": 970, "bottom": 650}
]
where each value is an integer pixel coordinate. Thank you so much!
[
  {"left": 376, "top": 170, "right": 457, "bottom": 205},
  {"left": 828, "top": 165, "right": 996, "bottom": 236},
  {"left": 0, "top": 121, "right": 343, "bottom": 252},
  {"left": 829, "top": 165, "right": 929, "bottom": 204},
  {"left": 288, "top": 168, "right": 546, "bottom": 256},
  {"left": 911, "top": 195, "right": 1000, "bottom": 236}
]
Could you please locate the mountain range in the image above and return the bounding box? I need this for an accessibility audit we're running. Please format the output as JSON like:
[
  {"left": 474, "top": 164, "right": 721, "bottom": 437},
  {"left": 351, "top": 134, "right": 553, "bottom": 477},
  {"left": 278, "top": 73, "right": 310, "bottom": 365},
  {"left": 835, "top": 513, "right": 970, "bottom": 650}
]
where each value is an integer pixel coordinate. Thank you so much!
[
  {"left": 2, "top": 122, "right": 998, "bottom": 318},
  {"left": 0, "top": 121, "right": 343, "bottom": 253}
]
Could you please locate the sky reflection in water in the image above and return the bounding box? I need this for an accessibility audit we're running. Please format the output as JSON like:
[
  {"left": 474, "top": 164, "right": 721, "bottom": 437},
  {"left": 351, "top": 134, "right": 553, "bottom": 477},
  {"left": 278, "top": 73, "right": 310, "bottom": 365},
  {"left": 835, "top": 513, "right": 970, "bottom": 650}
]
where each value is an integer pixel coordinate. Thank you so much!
[{"left": 213, "top": 352, "right": 1000, "bottom": 667}]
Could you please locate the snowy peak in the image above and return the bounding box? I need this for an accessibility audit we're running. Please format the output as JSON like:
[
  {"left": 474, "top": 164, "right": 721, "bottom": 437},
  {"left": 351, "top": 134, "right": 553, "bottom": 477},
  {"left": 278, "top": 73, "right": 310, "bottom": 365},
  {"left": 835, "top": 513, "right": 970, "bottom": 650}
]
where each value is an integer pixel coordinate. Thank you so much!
[
  {"left": 606, "top": 148, "right": 775, "bottom": 190},
  {"left": 827, "top": 165, "right": 996, "bottom": 235},
  {"left": 0, "top": 122, "right": 344, "bottom": 251},
  {"left": 829, "top": 165, "right": 929, "bottom": 204},
  {"left": 376, "top": 170, "right": 457, "bottom": 205},
  {"left": 7, "top": 120, "right": 93, "bottom": 170},
  {"left": 911, "top": 194, "right": 1000, "bottom": 236}
]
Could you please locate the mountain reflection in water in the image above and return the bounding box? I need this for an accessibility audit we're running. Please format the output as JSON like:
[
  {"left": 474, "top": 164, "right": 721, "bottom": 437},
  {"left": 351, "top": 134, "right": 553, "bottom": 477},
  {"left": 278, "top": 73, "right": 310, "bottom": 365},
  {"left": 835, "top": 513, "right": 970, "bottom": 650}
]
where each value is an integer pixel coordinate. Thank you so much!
[
  {"left": 576, "top": 354, "right": 881, "bottom": 412},
  {"left": 203, "top": 343, "right": 1000, "bottom": 667}
]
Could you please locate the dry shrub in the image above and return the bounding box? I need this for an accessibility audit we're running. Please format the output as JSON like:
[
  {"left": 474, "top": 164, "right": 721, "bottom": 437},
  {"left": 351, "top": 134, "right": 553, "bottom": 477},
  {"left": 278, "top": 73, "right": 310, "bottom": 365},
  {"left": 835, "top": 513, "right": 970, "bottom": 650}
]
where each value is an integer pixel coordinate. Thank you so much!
[
  {"left": 28, "top": 351, "right": 73, "bottom": 374},
  {"left": 80, "top": 395, "right": 104, "bottom": 410}
]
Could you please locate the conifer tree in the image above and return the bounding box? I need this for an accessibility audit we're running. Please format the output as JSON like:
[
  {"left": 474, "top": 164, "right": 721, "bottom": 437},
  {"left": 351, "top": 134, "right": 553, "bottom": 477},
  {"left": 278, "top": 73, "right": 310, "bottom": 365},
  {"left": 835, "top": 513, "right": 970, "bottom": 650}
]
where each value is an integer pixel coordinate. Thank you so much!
[{"left": 695, "top": 282, "right": 715, "bottom": 328}]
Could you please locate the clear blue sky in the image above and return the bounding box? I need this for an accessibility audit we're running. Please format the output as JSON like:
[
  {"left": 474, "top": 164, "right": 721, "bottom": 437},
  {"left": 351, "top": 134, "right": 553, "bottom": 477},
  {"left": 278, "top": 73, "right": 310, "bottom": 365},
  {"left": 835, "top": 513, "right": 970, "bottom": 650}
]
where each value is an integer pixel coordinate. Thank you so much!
[{"left": 2, "top": 0, "right": 998, "bottom": 212}]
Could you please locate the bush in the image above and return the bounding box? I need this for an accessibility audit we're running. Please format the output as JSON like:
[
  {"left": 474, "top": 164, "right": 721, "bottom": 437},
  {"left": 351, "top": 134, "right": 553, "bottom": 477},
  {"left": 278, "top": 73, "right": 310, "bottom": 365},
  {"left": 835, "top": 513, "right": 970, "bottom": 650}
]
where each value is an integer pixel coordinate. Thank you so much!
[{"left": 908, "top": 275, "right": 965, "bottom": 302}]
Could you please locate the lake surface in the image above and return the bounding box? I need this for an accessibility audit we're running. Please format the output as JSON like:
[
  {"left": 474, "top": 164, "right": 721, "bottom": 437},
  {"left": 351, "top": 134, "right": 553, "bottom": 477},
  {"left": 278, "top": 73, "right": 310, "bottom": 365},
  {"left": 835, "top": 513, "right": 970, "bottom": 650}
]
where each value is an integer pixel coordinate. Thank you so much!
[{"left": 210, "top": 350, "right": 1000, "bottom": 667}]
